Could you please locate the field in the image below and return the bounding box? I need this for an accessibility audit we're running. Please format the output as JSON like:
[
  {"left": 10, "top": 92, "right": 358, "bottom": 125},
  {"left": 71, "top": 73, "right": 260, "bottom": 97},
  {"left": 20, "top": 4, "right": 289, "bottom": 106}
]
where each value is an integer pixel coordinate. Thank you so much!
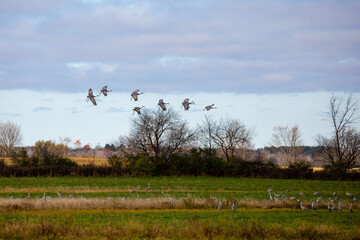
[{"left": 0, "top": 177, "right": 359, "bottom": 239}]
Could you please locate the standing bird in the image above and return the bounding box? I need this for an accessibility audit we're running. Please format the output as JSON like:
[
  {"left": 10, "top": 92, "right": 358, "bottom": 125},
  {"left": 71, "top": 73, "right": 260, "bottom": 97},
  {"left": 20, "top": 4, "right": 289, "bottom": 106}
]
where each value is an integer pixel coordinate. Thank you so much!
[
  {"left": 182, "top": 98, "right": 195, "bottom": 110},
  {"left": 57, "top": 191, "right": 63, "bottom": 198},
  {"left": 311, "top": 201, "right": 317, "bottom": 210},
  {"left": 218, "top": 199, "right": 222, "bottom": 210},
  {"left": 131, "top": 89, "right": 143, "bottom": 101},
  {"left": 133, "top": 106, "right": 145, "bottom": 115},
  {"left": 349, "top": 203, "right": 353, "bottom": 213},
  {"left": 339, "top": 201, "right": 343, "bottom": 211},
  {"left": 158, "top": 99, "right": 169, "bottom": 111},
  {"left": 203, "top": 104, "right": 217, "bottom": 111},
  {"left": 300, "top": 202, "right": 308, "bottom": 211},
  {"left": 100, "top": 85, "right": 112, "bottom": 96},
  {"left": 145, "top": 183, "right": 151, "bottom": 191},
  {"left": 313, "top": 192, "right": 320, "bottom": 196},
  {"left": 269, "top": 192, "right": 274, "bottom": 201},
  {"left": 232, "top": 200, "right": 236, "bottom": 212},
  {"left": 25, "top": 193, "right": 31, "bottom": 199},
  {"left": 87, "top": 88, "right": 98, "bottom": 105}
]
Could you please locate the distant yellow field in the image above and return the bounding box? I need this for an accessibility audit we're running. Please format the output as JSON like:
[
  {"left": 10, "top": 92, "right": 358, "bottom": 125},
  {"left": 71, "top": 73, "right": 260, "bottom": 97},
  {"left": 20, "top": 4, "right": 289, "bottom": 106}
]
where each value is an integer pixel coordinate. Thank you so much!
[{"left": 70, "top": 158, "right": 109, "bottom": 166}]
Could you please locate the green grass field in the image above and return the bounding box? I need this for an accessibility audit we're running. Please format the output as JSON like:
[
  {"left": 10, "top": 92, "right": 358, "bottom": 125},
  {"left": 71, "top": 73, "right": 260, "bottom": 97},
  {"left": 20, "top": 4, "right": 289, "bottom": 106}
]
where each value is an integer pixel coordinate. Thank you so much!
[{"left": 0, "top": 177, "right": 359, "bottom": 239}]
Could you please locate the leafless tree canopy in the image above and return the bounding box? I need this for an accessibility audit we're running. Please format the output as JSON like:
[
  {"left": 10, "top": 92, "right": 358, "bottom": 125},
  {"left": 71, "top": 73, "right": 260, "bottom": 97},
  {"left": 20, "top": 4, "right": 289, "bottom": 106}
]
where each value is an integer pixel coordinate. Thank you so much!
[
  {"left": 317, "top": 93, "right": 360, "bottom": 173},
  {"left": 271, "top": 125, "right": 304, "bottom": 165},
  {"left": 197, "top": 116, "right": 254, "bottom": 162},
  {"left": 0, "top": 121, "right": 23, "bottom": 157},
  {"left": 120, "top": 108, "right": 194, "bottom": 163}
]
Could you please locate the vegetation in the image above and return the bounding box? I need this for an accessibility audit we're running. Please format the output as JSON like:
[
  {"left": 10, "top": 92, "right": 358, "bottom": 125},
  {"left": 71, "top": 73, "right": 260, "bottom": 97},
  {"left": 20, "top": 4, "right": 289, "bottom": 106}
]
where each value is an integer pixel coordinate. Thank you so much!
[{"left": 0, "top": 176, "right": 359, "bottom": 239}]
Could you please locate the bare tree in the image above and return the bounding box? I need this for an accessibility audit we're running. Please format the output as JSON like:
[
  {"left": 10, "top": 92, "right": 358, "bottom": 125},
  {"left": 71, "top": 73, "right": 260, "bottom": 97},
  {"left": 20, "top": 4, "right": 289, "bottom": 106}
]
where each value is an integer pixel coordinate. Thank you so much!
[
  {"left": 197, "top": 115, "right": 217, "bottom": 150},
  {"left": 271, "top": 125, "right": 304, "bottom": 165},
  {"left": 211, "top": 118, "right": 254, "bottom": 162},
  {"left": 0, "top": 121, "right": 23, "bottom": 157},
  {"left": 317, "top": 93, "right": 360, "bottom": 174},
  {"left": 120, "top": 108, "right": 194, "bottom": 164}
]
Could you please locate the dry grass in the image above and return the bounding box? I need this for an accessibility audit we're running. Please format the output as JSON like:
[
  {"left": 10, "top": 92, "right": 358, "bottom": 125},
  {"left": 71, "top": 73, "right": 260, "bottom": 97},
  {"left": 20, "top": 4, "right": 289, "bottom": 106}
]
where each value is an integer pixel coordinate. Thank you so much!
[{"left": 0, "top": 197, "right": 357, "bottom": 212}]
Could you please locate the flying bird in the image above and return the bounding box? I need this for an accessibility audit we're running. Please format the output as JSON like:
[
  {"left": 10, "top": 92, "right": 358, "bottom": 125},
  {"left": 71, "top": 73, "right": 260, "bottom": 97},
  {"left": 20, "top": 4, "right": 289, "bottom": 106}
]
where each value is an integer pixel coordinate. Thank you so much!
[
  {"left": 182, "top": 98, "right": 195, "bottom": 110},
  {"left": 203, "top": 104, "right": 217, "bottom": 111},
  {"left": 100, "top": 86, "right": 112, "bottom": 96},
  {"left": 87, "top": 88, "right": 98, "bottom": 105},
  {"left": 158, "top": 99, "right": 169, "bottom": 111},
  {"left": 133, "top": 106, "right": 145, "bottom": 115},
  {"left": 131, "top": 89, "right": 143, "bottom": 101}
]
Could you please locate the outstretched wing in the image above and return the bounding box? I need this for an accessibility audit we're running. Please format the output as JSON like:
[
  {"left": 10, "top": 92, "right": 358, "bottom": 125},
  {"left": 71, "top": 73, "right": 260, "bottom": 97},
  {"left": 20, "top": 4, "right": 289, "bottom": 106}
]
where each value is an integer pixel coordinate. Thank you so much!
[{"left": 90, "top": 97, "right": 97, "bottom": 106}]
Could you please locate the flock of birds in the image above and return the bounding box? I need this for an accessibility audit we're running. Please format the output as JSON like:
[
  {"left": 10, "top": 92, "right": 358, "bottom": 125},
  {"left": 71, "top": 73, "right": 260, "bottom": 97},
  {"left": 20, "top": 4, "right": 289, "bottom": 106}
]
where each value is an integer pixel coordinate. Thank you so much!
[
  {"left": 13, "top": 185, "right": 357, "bottom": 213},
  {"left": 86, "top": 86, "right": 217, "bottom": 115},
  {"left": 268, "top": 189, "right": 357, "bottom": 212}
]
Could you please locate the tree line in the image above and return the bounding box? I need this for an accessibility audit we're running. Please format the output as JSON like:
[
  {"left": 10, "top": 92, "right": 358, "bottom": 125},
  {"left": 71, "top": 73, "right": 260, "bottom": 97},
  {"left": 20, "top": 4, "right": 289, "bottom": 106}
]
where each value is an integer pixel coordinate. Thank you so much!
[{"left": 1, "top": 93, "right": 359, "bottom": 179}]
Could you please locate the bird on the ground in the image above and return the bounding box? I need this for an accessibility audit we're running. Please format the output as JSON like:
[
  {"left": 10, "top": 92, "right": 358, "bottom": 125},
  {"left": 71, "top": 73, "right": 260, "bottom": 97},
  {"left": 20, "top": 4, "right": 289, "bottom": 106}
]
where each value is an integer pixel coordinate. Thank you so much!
[
  {"left": 285, "top": 189, "right": 291, "bottom": 193},
  {"left": 335, "top": 196, "right": 340, "bottom": 201},
  {"left": 133, "top": 106, "right": 145, "bottom": 115},
  {"left": 130, "top": 190, "right": 136, "bottom": 194},
  {"left": 100, "top": 85, "right": 112, "bottom": 96},
  {"left": 349, "top": 203, "right": 353, "bottom": 213},
  {"left": 57, "top": 191, "right": 63, "bottom": 198},
  {"left": 346, "top": 191, "right": 354, "bottom": 197},
  {"left": 153, "top": 190, "right": 159, "bottom": 194},
  {"left": 313, "top": 192, "right": 320, "bottom": 196},
  {"left": 131, "top": 89, "right": 143, "bottom": 101},
  {"left": 25, "top": 193, "right": 31, "bottom": 199},
  {"left": 145, "top": 183, "right": 151, "bottom": 191},
  {"left": 232, "top": 200, "right": 236, "bottom": 212},
  {"left": 353, "top": 196, "right": 358, "bottom": 202},
  {"left": 339, "top": 201, "right": 343, "bottom": 211},
  {"left": 328, "top": 202, "right": 337, "bottom": 212},
  {"left": 267, "top": 189, "right": 274, "bottom": 193},
  {"left": 300, "top": 202, "right": 308, "bottom": 211},
  {"left": 289, "top": 196, "right": 296, "bottom": 201},
  {"left": 269, "top": 192, "right": 274, "bottom": 201},
  {"left": 298, "top": 192, "right": 305, "bottom": 196},
  {"left": 158, "top": 99, "right": 169, "bottom": 111},
  {"left": 218, "top": 199, "right": 222, "bottom": 210},
  {"left": 333, "top": 192, "right": 337, "bottom": 196},
  {"left": 68, "top": 194, "right": 76, "bottom": 198},
  {"left": 311, "top": 201, "right": 317, "bottom": 210},
  {"left": 316, "top": 197, "right": 323, "bottom": 203},
  {"left": 42, "top": 193, "right": 51, "bottom": 200},
  {"left": 182, "top": 98, "right": 195, "bottom": 110},
  {"left": 87, "top": 88, "right": 98, "bottom": 105},
  {"left": 203, "top": 104, "right": 216, "bottom": 111}
]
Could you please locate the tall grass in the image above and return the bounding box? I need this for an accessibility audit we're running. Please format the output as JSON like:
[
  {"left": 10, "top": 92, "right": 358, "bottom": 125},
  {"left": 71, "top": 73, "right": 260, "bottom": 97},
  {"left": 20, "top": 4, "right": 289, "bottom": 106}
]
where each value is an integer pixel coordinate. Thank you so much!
[
  {"left": 0, "top": 197, "right": 357, "bottom": 211},
  {"left": 0, "top": 218, "right": 358, "bottom": 239}
]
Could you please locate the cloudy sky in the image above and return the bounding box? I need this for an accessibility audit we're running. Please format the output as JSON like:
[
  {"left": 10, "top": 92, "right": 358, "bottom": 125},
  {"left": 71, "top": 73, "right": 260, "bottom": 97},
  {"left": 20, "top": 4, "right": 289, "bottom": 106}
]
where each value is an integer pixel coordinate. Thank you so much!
[{"left": 1, "top": 0, "right": 359, "bottom": 148}]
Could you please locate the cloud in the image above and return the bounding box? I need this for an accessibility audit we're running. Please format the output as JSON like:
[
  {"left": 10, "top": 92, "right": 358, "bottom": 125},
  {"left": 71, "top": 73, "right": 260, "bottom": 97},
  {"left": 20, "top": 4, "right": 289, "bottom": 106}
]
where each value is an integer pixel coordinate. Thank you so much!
[
  {"left": 0, "top": 1, "right": 359, "bottom": 93},
  {"left": 32, "top": 107, "right": 52, "bottom": 112}
]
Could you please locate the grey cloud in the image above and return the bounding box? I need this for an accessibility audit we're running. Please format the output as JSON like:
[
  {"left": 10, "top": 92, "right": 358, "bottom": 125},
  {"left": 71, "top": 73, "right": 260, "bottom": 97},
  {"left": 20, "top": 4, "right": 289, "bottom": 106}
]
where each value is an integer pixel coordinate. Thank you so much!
[{"left": 0, "top": 1, "right": 359, "bottom": 93}]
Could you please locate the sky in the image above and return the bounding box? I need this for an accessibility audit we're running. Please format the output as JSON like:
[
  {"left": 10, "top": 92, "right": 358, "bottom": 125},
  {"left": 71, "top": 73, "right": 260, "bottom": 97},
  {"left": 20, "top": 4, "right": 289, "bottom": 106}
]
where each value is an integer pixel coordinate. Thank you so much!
[{"left": 1, "top": 0, "right": 360, "bottom": 148}]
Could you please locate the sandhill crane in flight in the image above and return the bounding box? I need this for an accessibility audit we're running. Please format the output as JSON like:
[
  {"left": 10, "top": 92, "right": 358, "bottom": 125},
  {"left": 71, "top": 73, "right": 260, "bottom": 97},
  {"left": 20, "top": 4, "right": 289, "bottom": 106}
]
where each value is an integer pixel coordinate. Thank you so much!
[
  {"left": 131, "top": 89, "right": 143, "bottom": 101},
  {"left": 158, "top": 99, "right": 169, "bottom": 111},
  {"left": 87, "top": 88, "right": 98, "bottom": 105},
  {"left": 100, "top": 86, "right": 112, "bottom": 96},
  {"left": 182, "top": 98, "right": 195, "bottom": 110},
  {"left": 133, "top": 106, "right": 145, "bottom": 115},
  {"left": 203, "top": 104, "right": 217, "bottom": 111}
]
